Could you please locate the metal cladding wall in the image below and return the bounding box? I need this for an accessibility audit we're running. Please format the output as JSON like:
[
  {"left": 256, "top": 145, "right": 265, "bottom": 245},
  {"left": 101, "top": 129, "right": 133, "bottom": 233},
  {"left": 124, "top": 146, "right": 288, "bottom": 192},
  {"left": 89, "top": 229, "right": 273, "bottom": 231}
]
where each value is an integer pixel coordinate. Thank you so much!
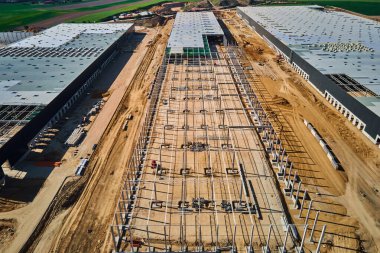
[
  {"left": 237, "top": 8, "right": 380, "bottom": 142},
  {"left": 0, "top": 27, "right": 133, "bottom": 166}
]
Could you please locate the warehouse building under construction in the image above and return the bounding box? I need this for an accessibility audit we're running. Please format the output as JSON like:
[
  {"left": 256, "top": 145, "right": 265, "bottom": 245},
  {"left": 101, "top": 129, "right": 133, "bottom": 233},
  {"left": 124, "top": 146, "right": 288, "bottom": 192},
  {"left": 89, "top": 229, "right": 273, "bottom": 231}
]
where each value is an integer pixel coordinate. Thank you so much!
[
  {"left": 0, "top": 23, "right": 134, "bottom": 177},
  {"left": 109, "top": 11, "right": 330, "bottom": 253},
  {"left": 238, "top": 5, "right": 380, "bottom": 145},
  {"left": 167, "top": 12, "right": 225, "bottom": 54}
]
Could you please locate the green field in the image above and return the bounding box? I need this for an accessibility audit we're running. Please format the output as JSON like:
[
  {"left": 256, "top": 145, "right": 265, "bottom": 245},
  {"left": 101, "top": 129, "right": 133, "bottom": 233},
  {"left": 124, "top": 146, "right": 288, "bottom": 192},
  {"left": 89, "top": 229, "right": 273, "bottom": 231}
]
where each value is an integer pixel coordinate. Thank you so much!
[
  {"left": 72, "top": 0, "right": 380, "bottom": 23},
  {"left": 71, "top": 0, "right": 145, "bottom": 11},
  {"left": 273, "top": 0, "right": 380, "bottom": 16},
  {"left": 0, "top": 0, "right": 198, "bottom": 31},
  {"left": 0, "top": 0, "right": 155, "bottom": 31},
  {"left": 0, "top": 0, "right": 379, "bottom": 32},
  {"left": 70, "top": 0, "right": 166, "bottom": 22},
  {"left": 70, "top": 0, "right": 199, "bottom": 22},
  {"left": 0, "top": 3, "right": 64, "bottom": 31}
]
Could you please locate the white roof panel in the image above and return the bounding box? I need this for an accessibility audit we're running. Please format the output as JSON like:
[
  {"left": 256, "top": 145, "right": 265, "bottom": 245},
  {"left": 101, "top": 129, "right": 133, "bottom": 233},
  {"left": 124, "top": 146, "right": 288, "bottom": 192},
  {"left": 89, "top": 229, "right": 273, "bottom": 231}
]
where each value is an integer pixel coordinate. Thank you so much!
[
  {"left": 238, "top": 6, "right": 380, "bottom": 91},
  {"left": 10, "top": 23, "right": 133, "bottom": 48},
  {"left": 0, "top": 23, "right": 134, "bottom": 105},
  {"left": 168, "top": 12, "right": 224, "bottom": 49}
]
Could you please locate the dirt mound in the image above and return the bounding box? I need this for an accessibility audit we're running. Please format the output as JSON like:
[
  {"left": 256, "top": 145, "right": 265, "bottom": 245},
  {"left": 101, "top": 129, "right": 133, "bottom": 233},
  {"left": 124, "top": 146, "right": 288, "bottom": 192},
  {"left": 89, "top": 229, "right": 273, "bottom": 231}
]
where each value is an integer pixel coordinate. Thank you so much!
[
  {"left": 272, "top": 95, "right": 291, "bottom": 108},
  {"left": 149, "top": 5, "right": 163, "bottom": 12},
  {"left": 0, "top": 219, "right": 16, "bottom": 245}
]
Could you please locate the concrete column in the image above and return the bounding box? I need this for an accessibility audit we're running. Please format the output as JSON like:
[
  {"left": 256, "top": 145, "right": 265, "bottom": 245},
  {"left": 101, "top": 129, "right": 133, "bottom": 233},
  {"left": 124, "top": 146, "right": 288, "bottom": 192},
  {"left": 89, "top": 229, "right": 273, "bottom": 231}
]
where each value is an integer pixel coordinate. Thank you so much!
[
  {"left": 264, "top": 225, "right": 272, "bottom": 253},
  {"left": 281, "top": 225, "right": 290, "bottom": 253},
  {"left": 146, "top": 225, "right": 151, "bottom": 249},
  {"left": 232, "top": 224, "right": 237, "bottom": 251},
  {"left": 129, "top": 226, "right": 134, "bottom": 253},
  {"left": 305, "top": 200, "right": 314, "bottom": 225},
  {"left": 310, "top": 211, "right": 320, "bottom": 242},
  {"left": 249, "top": 225, "right": 254, "bottom": 250},
  {"left": 299, "top": 189, "right": 308, "bottom": 218},
  {"left": 286, "top": 163, "right": 293, "bottom": 187},
  {"left": 164, "top": 225, "right": 168, "bottom": 251},
  {"left": 294, "top": 180, "right": 302, "bottom": 208},
  {"left": 110, "top": 226, "right": 118, "bottom": 251},
  {"left": 299, "top": 224, "right": 308, "bottom": 253},
  {"left": 315, "top": 225, "right": 327, "bottom": 253},
  {"left": 216, "top": 224, "right": 219, "bottom": 249}
]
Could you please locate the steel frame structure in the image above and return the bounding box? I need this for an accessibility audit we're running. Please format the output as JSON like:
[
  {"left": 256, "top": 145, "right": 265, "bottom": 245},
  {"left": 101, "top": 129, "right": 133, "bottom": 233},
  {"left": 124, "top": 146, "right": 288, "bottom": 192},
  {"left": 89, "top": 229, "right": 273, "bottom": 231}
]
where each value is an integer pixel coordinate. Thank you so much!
[
  {"left": 110, "top": 39, "right": 327, "bottom": 253},
  {"left": 0, "top": 105, "right": 44, "bottom": 147}
]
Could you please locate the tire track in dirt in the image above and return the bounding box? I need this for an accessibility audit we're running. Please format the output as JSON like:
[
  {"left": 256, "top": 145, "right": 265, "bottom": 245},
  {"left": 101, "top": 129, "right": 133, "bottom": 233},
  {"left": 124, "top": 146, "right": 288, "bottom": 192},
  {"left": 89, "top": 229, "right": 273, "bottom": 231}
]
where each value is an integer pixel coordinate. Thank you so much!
[
  {"left": 49, "top": 22, "right": 172, "bottom": 253},
  {"left": 219, "top": 10, "right": 379, "bottom": 252}
]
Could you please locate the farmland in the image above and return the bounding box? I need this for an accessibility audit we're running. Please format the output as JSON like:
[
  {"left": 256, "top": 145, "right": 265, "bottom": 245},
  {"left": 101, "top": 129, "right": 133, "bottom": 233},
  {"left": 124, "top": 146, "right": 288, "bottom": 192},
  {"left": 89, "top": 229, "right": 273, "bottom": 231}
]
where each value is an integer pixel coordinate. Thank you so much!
[
  {"left": 0, "top": 3, "right": 65, "bottom": 31},
  {"left": 0, "top": 0, "right": 379, "bottom": 31},
  {"left": 0, "top": 0, "right": 195, "bottom": 31},
  {"left": 69, "top": 0, "right": 198, "bottom": 23},
  {"left": 0, "top": 3, "right": 379, "bottom": 253},
  {"left": 274, "top": 0, "right": 380, "bottom": 16}
]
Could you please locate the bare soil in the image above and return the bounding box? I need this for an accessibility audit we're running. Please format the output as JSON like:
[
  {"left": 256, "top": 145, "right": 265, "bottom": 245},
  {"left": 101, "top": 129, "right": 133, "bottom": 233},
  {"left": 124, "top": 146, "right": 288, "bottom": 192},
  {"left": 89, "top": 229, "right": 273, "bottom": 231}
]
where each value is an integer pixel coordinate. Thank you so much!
[
  {"left": 41, "top": 22, "right": 172, "bottom": 253},
  {"left": 0, "top": 219, "right": 16, "bottom": 246},
  {"left": 219, "top": 10, "right": 379, "bottom": 252},
  {"left": 5, "top": 10, "right": 378, "bottom": 253},
  {"left": 0, "top": 28, "right": 157, "bottom": 253}
]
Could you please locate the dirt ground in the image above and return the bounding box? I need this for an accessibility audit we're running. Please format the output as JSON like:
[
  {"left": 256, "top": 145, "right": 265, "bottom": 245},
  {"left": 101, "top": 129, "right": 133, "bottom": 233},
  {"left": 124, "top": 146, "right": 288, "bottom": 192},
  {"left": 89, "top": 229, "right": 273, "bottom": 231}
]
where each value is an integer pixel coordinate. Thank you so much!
[
  {"left": 0, "top": 219, "right": 16, "bottom": 248},
  {"left": 218, "top": 10, "right": 379, "bottom": 252},
  {"left": 0, "top": 27, "right": 157, "bottom": 253},
  {"left": 3, "top": 9, "right": 378, "bottom": 253},
  {"left": 32, "top": 22, "right": 172, "bottom": 253},
  {"left": 111, "top": 44, "right": 291, "bottom": 252}
]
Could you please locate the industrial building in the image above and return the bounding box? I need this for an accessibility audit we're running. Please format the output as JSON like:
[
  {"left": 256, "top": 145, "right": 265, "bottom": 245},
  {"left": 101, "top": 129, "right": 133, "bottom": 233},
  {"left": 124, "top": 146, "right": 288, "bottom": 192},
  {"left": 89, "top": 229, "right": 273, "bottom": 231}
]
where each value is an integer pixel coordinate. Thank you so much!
[
  {"left": 0, "top": 23, "right": 134, "bottom": 177},
  {"left": 0, "top": 32, "right": 34, "bottom": 46},
  {"left": 167, "top": 12, "right": 225, "bottom": 54},
  {"left": 237, "top": 6, "right": 380, "bottom": 145},
  {"left": 110, "top": 12, "right": 329, "bottom": 253}
]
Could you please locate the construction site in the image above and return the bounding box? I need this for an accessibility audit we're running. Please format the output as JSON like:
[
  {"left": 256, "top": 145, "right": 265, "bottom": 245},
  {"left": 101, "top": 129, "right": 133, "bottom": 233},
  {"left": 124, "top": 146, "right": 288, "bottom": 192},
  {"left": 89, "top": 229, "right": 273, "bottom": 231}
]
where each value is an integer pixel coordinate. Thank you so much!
[{"left": 0, "top": 5, "right": 379, "bottom": 253}]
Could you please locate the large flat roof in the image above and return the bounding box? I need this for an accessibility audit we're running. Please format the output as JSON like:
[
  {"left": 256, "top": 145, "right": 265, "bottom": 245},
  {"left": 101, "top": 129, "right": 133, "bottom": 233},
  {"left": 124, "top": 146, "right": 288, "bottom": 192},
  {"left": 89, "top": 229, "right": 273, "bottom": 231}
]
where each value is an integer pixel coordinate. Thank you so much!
[
  {"left": 167, "top": 12, "right": 224, "bottom": 53},
  {"left": 238, "top": 6, "right": 380, "bottom": 94},
  {"left": 238, "top": 5, "right": 380, "bottom": 116},
  {"left": 0, "top": 23, "right": 133, "bottom": 147},
  {"left": 0, "top": 23, "right": 133, "bottom": 106}
]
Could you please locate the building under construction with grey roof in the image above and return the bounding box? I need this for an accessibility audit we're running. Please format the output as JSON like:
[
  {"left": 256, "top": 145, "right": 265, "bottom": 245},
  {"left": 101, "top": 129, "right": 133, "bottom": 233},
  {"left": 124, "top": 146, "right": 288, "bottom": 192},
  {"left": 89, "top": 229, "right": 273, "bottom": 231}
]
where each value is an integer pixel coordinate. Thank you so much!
[
  {"left": 167, "top": 12, "right": 225, "bottom": 55},
  {"left": 0, "top": 23, "right": 134, "bottom": 177},
  {"left": 238, "top": 5, "right": 380, "bottom": 146}
]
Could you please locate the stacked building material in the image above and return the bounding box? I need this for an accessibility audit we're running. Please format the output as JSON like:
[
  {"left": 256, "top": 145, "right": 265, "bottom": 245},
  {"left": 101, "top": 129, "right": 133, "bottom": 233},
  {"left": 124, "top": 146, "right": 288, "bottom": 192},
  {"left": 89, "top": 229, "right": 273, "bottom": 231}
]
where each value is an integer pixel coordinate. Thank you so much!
[
  {"left": 304, "top": 119, "right": 341, "bottom": 170},
  {"left": 65, "top": 125, "right": 86, "bottom": 147}
]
